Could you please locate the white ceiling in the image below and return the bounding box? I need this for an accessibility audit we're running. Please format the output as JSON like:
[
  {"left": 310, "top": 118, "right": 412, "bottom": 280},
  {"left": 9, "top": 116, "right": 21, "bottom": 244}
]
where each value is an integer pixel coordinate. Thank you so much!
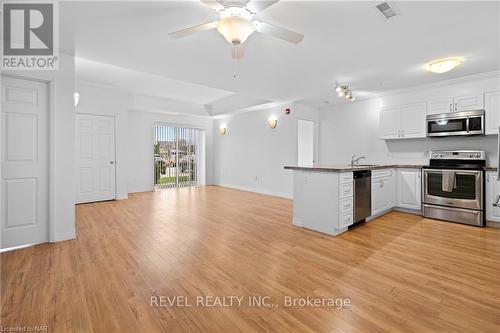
[{"left": 66, "top": 1, "right": 500, "bottom": 114}]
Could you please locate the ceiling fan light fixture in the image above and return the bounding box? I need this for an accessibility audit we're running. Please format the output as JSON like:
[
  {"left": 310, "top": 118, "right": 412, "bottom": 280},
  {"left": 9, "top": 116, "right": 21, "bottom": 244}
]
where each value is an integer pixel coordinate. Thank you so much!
[
  {"left": 425, "top": 57, "right": 463, "bottom": 74},
  {"left": 216, "top": 16, "right": 255, "bottom": 45}
]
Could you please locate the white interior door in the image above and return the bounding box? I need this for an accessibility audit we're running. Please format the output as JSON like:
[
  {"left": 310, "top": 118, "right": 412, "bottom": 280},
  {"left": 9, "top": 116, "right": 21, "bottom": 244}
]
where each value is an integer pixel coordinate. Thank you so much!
[
  {"left": 297, "top": 120, "right": 314, "bottom": 167},
  {"left": 76, "top": 114, "right": 116, "bottom": 203},
  {"left": 1, "top": 77, "right": 49, "bottom": 249}
]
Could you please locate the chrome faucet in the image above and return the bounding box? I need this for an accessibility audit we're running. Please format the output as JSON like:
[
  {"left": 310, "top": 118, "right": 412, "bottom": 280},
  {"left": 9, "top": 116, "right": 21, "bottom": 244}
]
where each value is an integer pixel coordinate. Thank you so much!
[{"left": 351, "top": 155, "right": 366, "bottom": 167}]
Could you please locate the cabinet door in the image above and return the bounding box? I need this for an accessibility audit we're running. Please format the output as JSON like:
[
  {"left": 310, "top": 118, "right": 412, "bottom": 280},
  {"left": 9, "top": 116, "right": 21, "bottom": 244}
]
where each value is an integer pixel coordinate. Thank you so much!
[
  {"left": 401, "top": 103, "right": 427, "bottom": 138},
  {"left": 371, "top": 179, "right": 383, "bottom": 216},
  {"left": 427, "top": 98, "right": 453, "bottom": 115},
  {"left": 485, "top": 91, "right": 500, "bottom": 135},
  {"left": 371, "top": 170, "right": 396, "bottom": 216},
  {"left": 454, "top": 94, "right": 484, "bottom": 112},
  {"left": 397, "top": 169, "right": 422, "bottom": 210},
  {"left": 486, "top": 172, "right": 500, "bottom": 222},
  {"left": 386, "top": 170, "right": 397, "bottom": 208},
  {"left": 380, "top": 107, "right": 401, "bottom": 139}
]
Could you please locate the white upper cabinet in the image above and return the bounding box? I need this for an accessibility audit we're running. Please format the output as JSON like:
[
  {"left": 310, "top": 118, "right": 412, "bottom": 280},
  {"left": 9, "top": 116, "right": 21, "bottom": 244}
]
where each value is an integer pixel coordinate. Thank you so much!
[
  {"left": 396, "top": 169, "right": 422, "bottom": 210},
  {"left": 485, "top": 91, "right": 500, "bottom": 135},
  {"left": 380, "top": 106, "right": 402, "bottom": 139},
  {"left": 454, "top": 94, "right": 484, "bottom": 112},
  {"left": 401, "top": 103, "right": 427, "bottom": 138},
  {"left": 427, "top": 94, "right": 484, "bottom": 115},
  {"left": 380, "top": 103, "right": 426, "bottom": 140},
  {"left": 427, "top": 98, "right": 454, "bottom": 115}
]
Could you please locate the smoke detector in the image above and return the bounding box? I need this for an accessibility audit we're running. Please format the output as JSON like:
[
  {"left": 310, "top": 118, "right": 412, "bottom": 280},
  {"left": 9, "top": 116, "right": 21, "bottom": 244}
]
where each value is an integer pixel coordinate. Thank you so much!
[{"left": 375, "top": 2, "right": 397, "bottom": 19}]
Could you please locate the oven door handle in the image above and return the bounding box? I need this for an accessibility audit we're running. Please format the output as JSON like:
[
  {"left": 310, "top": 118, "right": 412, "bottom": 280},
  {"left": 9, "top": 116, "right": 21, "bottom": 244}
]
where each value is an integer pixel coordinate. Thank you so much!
[
  {"left": 466, "top": 117, "right": 470, "bottom": 133},
  {"left": 424, "top": 169, "right": 482, "bottom": 176}
]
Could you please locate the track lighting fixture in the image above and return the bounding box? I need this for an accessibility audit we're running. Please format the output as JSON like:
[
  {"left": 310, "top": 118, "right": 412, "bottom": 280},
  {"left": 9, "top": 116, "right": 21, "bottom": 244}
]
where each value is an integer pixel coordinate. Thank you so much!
[{"left": 334, "top": 83, "right": 355, "bottom": 102}]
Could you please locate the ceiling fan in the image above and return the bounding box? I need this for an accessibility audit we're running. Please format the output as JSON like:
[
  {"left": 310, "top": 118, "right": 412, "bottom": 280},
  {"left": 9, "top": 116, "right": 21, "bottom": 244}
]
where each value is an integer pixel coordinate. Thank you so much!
[{"left": 168, "top": 0, "right": 304, "bottom": 59}]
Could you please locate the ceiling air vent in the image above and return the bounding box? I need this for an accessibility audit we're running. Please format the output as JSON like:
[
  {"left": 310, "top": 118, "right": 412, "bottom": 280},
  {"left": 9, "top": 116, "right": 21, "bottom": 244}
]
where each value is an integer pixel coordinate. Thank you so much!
[{"left": 376, "top": 2, "right": 397, "bottom": 19}]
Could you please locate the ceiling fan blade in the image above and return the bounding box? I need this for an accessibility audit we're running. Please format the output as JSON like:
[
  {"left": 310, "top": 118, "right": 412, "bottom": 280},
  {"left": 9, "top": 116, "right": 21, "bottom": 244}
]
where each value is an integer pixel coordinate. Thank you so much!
[
  {"left": 169, "top": 21, "right": 218, "bottom": 39},
  {"left": 254, "top": 20, "right": 304, "bottom": 44},
  {"left": 246, "top": 0, "right": 280, "bottom": 13},
  {"left": 232, "top": 46, "right": 245, "bottom": 59},
  {"left": 200, "top": 0, "right": 225, "bottom": 11}
]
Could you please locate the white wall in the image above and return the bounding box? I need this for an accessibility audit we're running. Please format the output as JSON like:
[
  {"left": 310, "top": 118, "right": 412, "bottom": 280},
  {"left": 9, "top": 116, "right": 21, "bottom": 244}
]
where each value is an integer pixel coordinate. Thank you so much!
[
  {"left": 127, "top": 110, "right": 214, "bottom": 193},
  {"left": 319, "top": 75, "right": 500, "bottom": 166},
  {"left": 75, "top": 82, "right": 129, "bottom": 200},
  {"left": 213, "top": 103, "right": 319, "bottom": 198}
]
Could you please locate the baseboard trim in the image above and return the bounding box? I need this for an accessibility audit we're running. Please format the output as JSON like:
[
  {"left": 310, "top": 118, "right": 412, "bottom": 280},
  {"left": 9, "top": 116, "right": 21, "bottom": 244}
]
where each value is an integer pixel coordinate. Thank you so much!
[
  {"left": 53, "top": 232, "right": 76, "bottom": 242},
  {"left": 215, "top": 183, "right": 292, "bottom": 199},
  {"left": 0, "top": 243, "right": 39, "bottom": 253},
  {"left": 393, "top": 207, "right": 422, "bottom": 215},
  {"left": 486, "top": 220, "right": 500, "bottom": 228}
]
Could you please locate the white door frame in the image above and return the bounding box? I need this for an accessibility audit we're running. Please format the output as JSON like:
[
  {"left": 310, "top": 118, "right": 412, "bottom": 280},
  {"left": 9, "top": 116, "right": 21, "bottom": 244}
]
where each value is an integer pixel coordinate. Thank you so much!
[
  {"left": 75, "top": 113, "right": 117, "bottom": 203},
  {"left": 1, "top": 75, "right": 52, "bottom": 251}
]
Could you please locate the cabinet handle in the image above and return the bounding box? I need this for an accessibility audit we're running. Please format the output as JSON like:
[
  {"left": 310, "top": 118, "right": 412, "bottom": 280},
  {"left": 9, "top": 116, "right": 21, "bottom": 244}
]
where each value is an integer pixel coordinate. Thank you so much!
[
  {"left": 455, "top": 102, "right": 458, "bottom": 111},
  {"left": 449, "top": 103, "right": 452, "bottom": 112}
]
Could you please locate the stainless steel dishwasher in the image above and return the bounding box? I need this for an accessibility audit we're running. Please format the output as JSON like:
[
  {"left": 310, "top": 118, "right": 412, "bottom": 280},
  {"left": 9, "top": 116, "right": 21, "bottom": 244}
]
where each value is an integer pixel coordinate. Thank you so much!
[{"left": 353, "top": 170, "right": 371, "bottom": 223}]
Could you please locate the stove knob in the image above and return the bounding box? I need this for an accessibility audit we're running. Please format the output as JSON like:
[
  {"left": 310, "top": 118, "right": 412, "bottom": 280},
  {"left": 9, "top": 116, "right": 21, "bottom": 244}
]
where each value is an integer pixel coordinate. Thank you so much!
[
  {"left": 433, "top": 154, "right": 438, "bottom": 157},
  {"left": 469, "top": 153, "right": 474, "bottom": 157},
  {"left": 476, "top": 153, "right": 481, "bottom": 158},
  {"left": 440, "top": 153, "right": 444, "bottom": 157}
]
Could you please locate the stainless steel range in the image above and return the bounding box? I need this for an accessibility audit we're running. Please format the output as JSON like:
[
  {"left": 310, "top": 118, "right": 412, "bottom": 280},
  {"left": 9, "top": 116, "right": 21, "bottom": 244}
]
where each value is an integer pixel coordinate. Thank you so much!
[{"left": 422, "top": 150, "right": 485, "bottom": 227}]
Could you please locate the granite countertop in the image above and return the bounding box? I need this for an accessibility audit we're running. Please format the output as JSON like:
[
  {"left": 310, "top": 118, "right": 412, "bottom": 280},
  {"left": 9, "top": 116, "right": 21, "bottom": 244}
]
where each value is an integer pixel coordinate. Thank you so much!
[
  {"left": 284, "top": 164, "right": 423, "bottom": 172},
  {"left": 285, "top": 165, "right": 499, "bottom": 172}
]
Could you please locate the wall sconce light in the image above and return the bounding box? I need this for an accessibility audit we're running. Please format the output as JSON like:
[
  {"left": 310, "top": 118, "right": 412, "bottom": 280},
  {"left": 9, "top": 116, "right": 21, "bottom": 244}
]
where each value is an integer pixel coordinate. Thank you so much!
[
  {"left": 267, "top": 117, "right": 278, "bottom": 129},
  {"left": 74, "top": 92, "right": 80, "bottom": 107},
  {"left": 219, "top": 126, "right": 227, "bottom": 135}
]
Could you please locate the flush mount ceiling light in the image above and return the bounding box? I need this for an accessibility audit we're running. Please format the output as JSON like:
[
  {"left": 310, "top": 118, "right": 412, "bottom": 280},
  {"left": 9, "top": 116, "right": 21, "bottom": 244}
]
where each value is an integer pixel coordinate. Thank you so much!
[
  {"left": 334, "top": 83, "right": 355, "bottom": 101},
  {"left": 425, "top": 57, "right": 464, "bottom": 74}
]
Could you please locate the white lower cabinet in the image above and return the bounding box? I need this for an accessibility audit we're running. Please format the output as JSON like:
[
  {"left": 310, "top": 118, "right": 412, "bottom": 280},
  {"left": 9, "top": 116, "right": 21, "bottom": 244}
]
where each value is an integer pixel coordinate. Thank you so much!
[
  {"left": 486, "top": 171, "right": 500, "bottom": 222},
  {"left": 338, "top": 172, "right": 354, "bottom": 229},
  {"left": 371, "top": 169, "right": 396, "bottom": 216},
  {"left": 396, "top": 169, "right": 422, "bottom": 210}
]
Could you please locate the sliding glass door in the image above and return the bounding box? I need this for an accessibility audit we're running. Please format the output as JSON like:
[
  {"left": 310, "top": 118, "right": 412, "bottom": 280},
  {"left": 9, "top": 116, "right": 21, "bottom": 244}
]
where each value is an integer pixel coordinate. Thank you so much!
[{"left": 154, "top": 125, "right": 203, "bottom": 189}]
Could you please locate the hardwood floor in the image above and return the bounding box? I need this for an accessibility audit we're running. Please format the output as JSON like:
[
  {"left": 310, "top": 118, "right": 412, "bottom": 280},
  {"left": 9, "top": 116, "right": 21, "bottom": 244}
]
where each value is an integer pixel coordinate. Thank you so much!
[{"left": 2, "top": 186, "right": 500, "bottom": 333}]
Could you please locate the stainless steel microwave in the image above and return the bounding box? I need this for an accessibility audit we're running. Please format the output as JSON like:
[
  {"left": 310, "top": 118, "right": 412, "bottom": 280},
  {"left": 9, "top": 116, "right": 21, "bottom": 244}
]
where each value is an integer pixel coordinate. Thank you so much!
[{"left": 426, "top": 110, "right": 485, "bottom": 137}]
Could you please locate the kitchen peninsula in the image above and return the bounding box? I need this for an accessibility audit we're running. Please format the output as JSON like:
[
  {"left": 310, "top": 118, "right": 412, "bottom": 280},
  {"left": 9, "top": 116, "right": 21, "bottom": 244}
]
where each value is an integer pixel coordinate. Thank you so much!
[{"left": 284, "top": 165, "right": 423, "bottom": 236}]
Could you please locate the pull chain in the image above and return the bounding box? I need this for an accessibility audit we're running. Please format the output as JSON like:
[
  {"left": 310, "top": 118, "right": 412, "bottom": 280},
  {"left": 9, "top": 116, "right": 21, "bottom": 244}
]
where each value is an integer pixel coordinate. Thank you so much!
[{"left": 232, "top": 48, "right": 238, "bottom": 79}]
